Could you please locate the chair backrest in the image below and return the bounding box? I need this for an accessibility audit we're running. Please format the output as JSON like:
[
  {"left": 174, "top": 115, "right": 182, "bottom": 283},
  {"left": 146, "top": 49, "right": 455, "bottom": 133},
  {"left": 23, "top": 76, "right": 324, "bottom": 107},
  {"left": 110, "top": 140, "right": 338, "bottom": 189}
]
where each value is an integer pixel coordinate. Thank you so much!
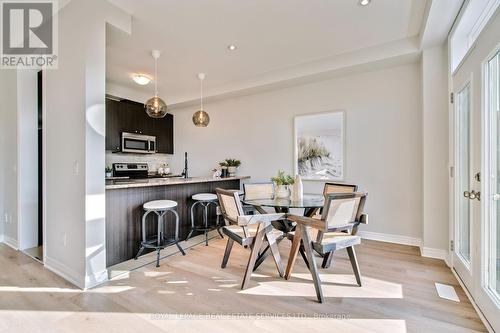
[
  {"left": 323, "top": 182, "right": 358, "bottom": 196},
  {"left": 321, "top": 192, "right": 367, "bottom": 231},
  {"left": 243, "top": 182, "right": 274, "bottom": 200},
  {"left": 216, "top": 188, "right": 244, "bottom": 225}
]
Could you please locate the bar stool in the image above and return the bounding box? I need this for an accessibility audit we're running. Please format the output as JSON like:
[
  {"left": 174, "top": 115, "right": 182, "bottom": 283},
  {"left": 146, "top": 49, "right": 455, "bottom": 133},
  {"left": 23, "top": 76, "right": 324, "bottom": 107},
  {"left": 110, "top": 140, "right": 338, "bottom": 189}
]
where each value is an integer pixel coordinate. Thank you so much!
[
  {"left": 186, "top": 193, "right": 224, "bottom": 246},
  {"left": 134, "top": 199, "right": 186, "bottom": 267}
]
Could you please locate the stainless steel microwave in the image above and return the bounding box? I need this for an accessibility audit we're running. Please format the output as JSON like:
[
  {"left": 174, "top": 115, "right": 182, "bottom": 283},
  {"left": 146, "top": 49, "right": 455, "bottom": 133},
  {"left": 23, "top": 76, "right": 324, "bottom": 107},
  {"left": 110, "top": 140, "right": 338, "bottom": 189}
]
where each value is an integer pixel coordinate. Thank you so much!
[{"left": 121, "top": 132, "right": 156, "bottom": 154}]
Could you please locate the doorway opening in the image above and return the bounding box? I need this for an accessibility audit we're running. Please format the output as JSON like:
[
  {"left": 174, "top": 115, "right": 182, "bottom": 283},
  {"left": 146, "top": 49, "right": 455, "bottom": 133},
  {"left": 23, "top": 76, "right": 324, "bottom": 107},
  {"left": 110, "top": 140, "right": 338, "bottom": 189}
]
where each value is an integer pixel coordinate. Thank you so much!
[{"left": 22, "top": 70, "right": 44, "bottom": 262}]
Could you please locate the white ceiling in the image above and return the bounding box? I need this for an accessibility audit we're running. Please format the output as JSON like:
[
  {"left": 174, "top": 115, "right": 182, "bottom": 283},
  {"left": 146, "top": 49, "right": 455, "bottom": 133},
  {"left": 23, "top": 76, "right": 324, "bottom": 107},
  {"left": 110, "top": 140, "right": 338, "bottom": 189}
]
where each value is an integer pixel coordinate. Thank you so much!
[{"left": 106, "top": 0, "right": 428, "bottom": 103}]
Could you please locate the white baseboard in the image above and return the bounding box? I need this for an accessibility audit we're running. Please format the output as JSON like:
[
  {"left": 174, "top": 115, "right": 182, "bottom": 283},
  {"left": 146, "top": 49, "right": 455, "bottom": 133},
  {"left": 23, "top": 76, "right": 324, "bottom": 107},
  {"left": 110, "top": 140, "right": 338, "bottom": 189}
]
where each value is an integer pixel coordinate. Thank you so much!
[
  {"left": 44, "top": 256, "right": 84, "bottom": 289},
  {"left": 358, "top": 230, "right": 422, "bottom": 247},
  {"left": 420, "top": 247, "right": 451, "bottom": 266},
  {"left": 85, "top": 269, "right": 108, "bottom": 289},
  {"left": 2, "top": 235, "right": 19, "bottom": 250}
]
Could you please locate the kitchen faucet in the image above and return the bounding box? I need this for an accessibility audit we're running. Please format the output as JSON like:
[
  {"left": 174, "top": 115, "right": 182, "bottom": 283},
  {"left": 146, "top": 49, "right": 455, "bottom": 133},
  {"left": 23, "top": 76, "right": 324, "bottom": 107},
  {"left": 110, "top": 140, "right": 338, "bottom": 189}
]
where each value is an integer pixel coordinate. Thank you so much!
[{"left": 181, "top": 152, "right": 188, "bottom": 178}]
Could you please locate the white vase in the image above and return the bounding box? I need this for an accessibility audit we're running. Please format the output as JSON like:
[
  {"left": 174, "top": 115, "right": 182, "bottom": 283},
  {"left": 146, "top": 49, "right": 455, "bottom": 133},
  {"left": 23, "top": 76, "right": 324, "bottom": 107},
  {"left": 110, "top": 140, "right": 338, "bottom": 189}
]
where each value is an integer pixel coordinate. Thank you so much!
[
  {"left": 228, "top": 166, "right": 237, "bottom": 177},
  {"left": 291, "top": 175, "right": 303, "bottom": 201},
  {"left": 106, "top": 172, "right": 112, "bottom": 178},
  {"left": 275, "top": 185, "right": 291, "bottom": 199}
]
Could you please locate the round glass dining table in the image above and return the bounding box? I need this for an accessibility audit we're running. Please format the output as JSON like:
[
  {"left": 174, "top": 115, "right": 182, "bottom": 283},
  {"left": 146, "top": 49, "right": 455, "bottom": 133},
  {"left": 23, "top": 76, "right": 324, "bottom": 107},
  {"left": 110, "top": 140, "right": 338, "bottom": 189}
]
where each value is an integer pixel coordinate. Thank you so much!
[
  {"left": 241, "top": 194, "right": 324, "bottom": 214},
  {"left": 241, "top": 194, "right": 324, "bottom": 232}
]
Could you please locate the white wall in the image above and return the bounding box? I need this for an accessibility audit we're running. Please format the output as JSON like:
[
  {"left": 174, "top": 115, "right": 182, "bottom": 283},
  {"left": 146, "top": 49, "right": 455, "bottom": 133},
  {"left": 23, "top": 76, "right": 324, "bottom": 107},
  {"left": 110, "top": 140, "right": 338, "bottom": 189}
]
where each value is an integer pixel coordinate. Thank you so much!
[
  {"left": 167, "top": 63, "right": 423, "bottom": 240},
  {"left": 421, "top": 44, "right": 450, "bottom": 256},
  {"left": 44, "top": 0, "right": 130, "bottom": 288},
  {"left": 0, "top": 70, "right": 19, "bottom": 249}
]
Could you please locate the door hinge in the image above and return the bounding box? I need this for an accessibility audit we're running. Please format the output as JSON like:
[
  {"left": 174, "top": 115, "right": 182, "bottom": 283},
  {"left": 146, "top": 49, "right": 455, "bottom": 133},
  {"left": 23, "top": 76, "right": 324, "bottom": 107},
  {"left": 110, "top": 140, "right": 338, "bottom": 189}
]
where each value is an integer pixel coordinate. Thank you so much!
[
  {"left": 450, "top": 166, "right": 454, "bottom": 178},
  {"left": 450, "top": 92, "right": 454, "bottom": 104},
  {"left": 450, "top": 240, "right": 454, "bottom": 251}
]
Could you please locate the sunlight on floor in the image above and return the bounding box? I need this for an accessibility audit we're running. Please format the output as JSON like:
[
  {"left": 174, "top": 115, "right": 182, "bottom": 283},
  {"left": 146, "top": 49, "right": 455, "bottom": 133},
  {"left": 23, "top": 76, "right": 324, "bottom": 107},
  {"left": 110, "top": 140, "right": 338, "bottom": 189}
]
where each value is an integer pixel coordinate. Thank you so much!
[
  {"left": 0, "top": 285, "right": 135, "bottom": 294},
  {"left": 0, "top": 310, "right": 408, "bottom": 333},
  {"left": 238, "top": 274, "right": 403, "bottom": 298}
]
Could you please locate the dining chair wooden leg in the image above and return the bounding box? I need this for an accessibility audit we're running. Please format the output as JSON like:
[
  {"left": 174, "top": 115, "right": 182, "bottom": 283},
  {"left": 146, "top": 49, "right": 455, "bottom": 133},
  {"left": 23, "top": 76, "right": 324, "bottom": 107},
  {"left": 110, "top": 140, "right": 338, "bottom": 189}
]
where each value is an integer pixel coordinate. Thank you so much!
[
  {"left": 301, "top": 225, "right": 324, "bottom": 303},
  {"left": 299, "top": 244, "right": 310, "bottom": 269},
  {"left": 221, "top": 238, "right": 234, "bottom": 269},
  {"left": 241, "top": 224, "right": 266, "bottom": 289},
  {"left": 285, "top": 224, "right": 302, "bottom": 279},
  {"left": 346, "top": 246, "right": 362, "bottom": 286},
  {"left": 321, "top": 251, "right": 334, "bottom": 269},
  {"left": 266, "top": 227, "right": 284, "bottom": 277}
]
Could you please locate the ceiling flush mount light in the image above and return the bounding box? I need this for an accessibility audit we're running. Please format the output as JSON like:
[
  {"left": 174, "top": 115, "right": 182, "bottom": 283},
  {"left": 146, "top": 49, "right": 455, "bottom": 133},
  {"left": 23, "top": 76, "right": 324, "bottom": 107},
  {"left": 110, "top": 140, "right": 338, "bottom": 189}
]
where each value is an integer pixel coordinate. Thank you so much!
[
  {"left": 227, "top": 44, "right": 237, "bottom": 51},
  {"left": 145, "top": 49, "right": 168, "bottom": 118},
  {"left": 132, "top": 74, "right": 151, "bottom": 85},
  {"left": 358, "top": 0, "right": 371, "bottom": 6},
  {"left": 192, "top": 73, "right": 210, "bottom": 127}
]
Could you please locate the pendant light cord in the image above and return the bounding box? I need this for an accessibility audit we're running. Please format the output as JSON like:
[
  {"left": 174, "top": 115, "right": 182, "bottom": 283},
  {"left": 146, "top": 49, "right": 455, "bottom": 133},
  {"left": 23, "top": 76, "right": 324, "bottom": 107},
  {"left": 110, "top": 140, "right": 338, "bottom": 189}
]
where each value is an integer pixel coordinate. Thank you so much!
[
  {"left": 200, "top": 77, "right": 203, "bottom": 111},
  {"left": 154, "top": 58, "right": 158, "bottom": 97}
]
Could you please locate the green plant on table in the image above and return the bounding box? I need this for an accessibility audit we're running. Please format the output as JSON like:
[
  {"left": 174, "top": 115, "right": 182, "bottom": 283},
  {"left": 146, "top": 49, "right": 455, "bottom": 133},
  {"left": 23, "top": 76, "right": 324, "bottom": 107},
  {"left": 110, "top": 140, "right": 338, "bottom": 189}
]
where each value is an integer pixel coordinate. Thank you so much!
[
  {"left": 105, "top": 166, "right": 112, "bottom": 173},
  {"left": 271, "top": 170, "right": 294, "bottom": 186},
  {"left": 224, "top": 159, "right": 241, "bottom": 167}
]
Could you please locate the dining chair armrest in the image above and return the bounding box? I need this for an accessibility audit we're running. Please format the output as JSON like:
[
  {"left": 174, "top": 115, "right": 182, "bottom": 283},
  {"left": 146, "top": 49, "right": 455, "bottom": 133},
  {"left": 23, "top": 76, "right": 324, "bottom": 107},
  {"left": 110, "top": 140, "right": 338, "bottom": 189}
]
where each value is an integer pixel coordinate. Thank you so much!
[
  {"left": 286, "top": 214, "right": 325, "bottom": 230},
  {"left": 237, "top": 213, "right": 285, "bottom": 226}
]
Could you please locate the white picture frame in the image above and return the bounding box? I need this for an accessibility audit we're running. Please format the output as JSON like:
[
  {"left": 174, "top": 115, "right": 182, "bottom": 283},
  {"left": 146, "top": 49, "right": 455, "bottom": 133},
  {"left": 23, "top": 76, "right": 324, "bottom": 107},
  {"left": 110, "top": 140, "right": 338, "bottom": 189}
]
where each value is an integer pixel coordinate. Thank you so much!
[{"left": 294, "top": 110, "right": 345, "bottom": 181}]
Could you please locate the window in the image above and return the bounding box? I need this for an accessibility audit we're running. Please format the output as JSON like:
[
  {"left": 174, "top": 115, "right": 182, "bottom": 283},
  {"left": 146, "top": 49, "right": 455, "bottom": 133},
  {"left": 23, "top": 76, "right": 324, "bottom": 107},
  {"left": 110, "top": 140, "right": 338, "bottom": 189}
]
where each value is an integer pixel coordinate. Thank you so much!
[{"left": 450, "top": 0, "right": 500, "bottom": 72}]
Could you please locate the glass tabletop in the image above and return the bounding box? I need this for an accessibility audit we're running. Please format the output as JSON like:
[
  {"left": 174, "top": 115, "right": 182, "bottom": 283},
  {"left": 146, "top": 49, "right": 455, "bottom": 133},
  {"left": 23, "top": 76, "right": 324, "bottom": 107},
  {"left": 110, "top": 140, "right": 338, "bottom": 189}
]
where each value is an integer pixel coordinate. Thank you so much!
[{"left": 241, "top": 194, "right": 324, "bottom": 209}]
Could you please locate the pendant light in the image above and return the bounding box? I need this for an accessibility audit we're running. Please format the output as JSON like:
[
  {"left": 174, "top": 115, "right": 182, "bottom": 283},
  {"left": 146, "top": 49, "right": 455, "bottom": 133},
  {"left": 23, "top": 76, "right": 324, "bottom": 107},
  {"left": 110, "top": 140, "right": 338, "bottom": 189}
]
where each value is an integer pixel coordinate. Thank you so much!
[
  {"left": 192, "top": 73, "right": 210, "bottom": 127},
  {"left": 145, "top": 49, "right": 168, "bottom": 118}
]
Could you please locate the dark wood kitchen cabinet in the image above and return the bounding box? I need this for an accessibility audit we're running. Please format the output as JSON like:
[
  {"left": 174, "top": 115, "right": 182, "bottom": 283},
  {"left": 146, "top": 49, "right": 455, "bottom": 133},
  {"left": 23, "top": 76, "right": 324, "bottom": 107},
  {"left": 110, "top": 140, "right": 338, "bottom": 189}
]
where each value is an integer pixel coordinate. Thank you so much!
[{"left": 105, "top": 98, "right": 174, "bottom": 154}]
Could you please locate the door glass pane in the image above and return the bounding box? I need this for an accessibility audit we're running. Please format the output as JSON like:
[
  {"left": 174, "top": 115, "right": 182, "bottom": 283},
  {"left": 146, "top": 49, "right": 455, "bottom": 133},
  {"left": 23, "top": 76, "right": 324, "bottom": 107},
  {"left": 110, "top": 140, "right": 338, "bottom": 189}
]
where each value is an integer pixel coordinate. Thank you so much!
[
  {"left": 488, "top": 51, "right": 499, "bottom": 297},
  {"left": 458, "top": 83, "right": 471, "bottom": 263}
]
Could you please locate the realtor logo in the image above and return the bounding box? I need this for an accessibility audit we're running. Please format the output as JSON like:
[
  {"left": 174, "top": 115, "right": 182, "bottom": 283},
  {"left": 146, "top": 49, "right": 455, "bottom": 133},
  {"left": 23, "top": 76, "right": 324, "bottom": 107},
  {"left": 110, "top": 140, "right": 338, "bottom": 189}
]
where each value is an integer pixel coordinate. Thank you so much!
[{"left": 1, "top": 0, "right": 58, "bottom": 68}]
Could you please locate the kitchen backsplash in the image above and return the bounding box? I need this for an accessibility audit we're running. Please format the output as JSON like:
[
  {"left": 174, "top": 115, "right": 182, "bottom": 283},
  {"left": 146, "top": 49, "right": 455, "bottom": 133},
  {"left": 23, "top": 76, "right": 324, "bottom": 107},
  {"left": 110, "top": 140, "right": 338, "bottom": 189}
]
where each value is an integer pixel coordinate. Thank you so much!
[{"left": 105, "top": 151, "right": 173, "bottom": 173}]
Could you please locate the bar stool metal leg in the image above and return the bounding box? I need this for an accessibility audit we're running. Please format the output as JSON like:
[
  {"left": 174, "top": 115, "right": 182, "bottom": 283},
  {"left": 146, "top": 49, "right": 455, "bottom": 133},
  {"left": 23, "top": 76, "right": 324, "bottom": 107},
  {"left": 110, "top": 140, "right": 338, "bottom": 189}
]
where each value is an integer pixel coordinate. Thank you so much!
[
  {"left": 170, "top": 209, "right": 186, "bottom": 255},
  {"left": 134, "top": 210, "right": 152, "bottom": 260},
  {"left": 203, "top": 203, "right": 209, "bottom": 246}
]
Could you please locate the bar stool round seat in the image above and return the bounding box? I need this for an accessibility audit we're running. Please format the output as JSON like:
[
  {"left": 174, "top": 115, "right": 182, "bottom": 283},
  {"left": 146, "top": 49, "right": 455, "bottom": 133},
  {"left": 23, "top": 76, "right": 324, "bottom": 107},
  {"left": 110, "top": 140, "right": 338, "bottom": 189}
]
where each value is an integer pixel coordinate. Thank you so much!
[
  {"left": 143, "top": 200, "right": 178, "bottom": 211},
  {"left": 134, "top": 199, "right": 185, "bottom": 267},
  {"left": 186, "top": 192, "right": 224, "bottom": 245},
  {"left": 192, "top": 193, "right": 218, "bottom": 201}
]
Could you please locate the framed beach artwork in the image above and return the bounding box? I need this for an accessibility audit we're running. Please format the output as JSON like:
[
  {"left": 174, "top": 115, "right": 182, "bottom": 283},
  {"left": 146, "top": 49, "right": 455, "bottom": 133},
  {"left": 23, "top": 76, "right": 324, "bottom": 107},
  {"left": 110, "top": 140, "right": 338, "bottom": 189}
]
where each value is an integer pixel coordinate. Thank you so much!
[{"left": 294, "top": 111, "right": 345, "bottom": 181}]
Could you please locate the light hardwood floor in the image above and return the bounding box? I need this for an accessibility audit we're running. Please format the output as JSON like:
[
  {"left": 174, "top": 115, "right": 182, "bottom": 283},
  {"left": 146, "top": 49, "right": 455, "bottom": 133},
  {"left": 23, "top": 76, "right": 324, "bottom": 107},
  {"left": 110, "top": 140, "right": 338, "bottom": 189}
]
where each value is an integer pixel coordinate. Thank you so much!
[{"left": 0, "top": 238, "right": 487, "bottom": 333}]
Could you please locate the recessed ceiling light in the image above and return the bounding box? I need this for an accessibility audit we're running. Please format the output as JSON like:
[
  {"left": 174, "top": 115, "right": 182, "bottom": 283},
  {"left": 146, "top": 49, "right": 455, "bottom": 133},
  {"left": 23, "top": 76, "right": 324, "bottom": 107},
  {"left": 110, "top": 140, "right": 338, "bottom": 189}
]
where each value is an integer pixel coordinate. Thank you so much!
[
  {"left": 132, "top": 74, "right": 151, "bottom": 85},
  {"left": 358, "top": 0, "right": 371, "bottom": 6},
  {"left": 227, "top": 44, "right": 237, "bottom": 51}
]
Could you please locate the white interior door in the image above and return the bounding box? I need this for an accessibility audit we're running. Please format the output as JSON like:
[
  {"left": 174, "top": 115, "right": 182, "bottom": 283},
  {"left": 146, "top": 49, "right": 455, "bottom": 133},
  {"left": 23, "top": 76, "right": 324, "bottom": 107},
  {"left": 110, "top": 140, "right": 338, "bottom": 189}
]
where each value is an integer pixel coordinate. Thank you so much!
[
  {"left": 477, "top": 47, "right": 500, "bottom": 331},
  {"left": 452, "top": 45, "right": 500, "bottom": 331},
  {"left": 453, "top": 75, "right": 476, "bottom": 291}
]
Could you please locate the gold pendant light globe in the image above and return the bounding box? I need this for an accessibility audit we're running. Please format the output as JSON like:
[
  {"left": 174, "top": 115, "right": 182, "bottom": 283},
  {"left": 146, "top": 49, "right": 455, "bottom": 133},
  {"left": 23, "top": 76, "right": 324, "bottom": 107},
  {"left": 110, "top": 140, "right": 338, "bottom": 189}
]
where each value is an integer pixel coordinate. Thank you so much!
[
  {"left": 145, "top": 96, "right": 168, "bottom": 118},
  {"left": 192, "top": 110, "right": 210, "bottom": 127}
]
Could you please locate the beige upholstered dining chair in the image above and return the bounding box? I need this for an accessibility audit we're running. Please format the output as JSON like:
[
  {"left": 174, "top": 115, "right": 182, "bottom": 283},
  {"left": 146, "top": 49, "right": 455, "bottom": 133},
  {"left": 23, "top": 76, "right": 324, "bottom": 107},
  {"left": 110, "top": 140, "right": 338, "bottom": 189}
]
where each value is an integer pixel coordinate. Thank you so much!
[
  {"left": 287, "top": 192, "right": 368, "bottom": 286},
  {"left": 216, "top": 188, "right": 285, "bottom": 289},
  {"left": 313, "top": 182, "right": 361, "bottom": 268},
  {"left": 243, "top": 182, "right": 275, "bottom": 200},
  {"left": 323, "top": 182, "right": 358, "bottom": 196},
  {"left": 242, "top": 182, "right": 275, "bottom": 214}
]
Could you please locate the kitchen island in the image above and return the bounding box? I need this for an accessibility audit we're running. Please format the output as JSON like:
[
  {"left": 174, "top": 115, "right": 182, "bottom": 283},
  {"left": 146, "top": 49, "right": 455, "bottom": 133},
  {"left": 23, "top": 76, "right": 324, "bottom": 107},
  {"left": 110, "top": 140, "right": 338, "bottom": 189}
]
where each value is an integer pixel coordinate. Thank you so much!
[{"left": 105, "top": 176, "right": 249, "bottom": 267}]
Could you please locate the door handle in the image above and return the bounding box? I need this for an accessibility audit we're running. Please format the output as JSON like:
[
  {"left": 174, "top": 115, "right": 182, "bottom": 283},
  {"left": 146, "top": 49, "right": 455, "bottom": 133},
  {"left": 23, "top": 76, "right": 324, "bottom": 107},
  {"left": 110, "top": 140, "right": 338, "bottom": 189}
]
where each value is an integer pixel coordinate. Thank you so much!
[{"left": 464, "top": 190, "right": 480, "bottom": 201}]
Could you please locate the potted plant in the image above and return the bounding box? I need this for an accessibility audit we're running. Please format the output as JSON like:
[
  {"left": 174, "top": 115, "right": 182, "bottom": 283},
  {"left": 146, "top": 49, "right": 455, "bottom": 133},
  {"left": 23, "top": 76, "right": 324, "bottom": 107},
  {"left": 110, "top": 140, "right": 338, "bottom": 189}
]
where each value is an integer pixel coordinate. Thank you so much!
[
  {"left": 271, "top": 170, "right": 295, "bottom": 199},
  {"left": 224, "top": 159, "right": 241, "bottom": 177},
  {"left": 219, "top": 161, "right": 228, "bottom": 178},
  {"left": 105, "top": 165, "right": 112, "bottom": 178}
]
